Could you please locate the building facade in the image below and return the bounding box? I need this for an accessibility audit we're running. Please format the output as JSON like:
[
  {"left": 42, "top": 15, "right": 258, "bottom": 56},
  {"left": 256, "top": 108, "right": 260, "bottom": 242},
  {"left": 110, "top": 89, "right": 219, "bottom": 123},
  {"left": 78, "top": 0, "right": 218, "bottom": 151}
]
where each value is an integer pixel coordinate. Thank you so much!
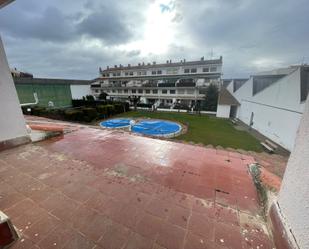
[
  {"left": 217, "top": 65, "right": 309, "bottom": 151},
  {"left": 91, "top": 57, "right": 222, "bottom": 109}
]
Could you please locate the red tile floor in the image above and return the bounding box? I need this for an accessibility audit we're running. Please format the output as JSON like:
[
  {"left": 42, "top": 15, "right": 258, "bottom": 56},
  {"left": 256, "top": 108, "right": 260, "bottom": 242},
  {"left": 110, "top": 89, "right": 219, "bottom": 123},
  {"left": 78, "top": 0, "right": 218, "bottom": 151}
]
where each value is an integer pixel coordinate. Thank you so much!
[{"left": 0, "top": 127, "right": 275, "bottom": 249}]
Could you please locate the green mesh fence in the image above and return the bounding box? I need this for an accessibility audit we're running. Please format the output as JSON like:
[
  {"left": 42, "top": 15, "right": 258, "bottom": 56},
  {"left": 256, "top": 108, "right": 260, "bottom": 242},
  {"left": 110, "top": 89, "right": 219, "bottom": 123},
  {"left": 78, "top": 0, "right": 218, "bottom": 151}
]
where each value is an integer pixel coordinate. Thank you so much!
[{"left": 15, "top": 83, "right": 72, "bottom": 107}]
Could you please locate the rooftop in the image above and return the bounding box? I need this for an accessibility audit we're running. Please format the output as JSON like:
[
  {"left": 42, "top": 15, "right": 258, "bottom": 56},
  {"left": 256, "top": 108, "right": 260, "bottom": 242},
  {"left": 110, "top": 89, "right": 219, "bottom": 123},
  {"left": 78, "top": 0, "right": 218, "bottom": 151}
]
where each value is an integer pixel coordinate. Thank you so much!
[
  {"left": 102, "top": 57, "right": 223, "bottom": 72},
  {"left": 0, "top": 118, "right": 276, "bottom": 249}
]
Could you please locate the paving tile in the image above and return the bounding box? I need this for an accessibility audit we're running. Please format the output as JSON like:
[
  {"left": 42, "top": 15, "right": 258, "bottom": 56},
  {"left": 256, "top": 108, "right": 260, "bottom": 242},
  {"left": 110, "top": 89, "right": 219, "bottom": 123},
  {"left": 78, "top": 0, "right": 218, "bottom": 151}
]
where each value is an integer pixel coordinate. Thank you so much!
[
  {"left": 79, "top": 214, "right": 112, "bottom": 242},
  {"left": 167, "top": 205, "right": 190, "bottom": 229},
  {"left": 214, "top": 222, "right": 242, "bottom": 249},
  {"left": 23, "top": 214, "right": 61, "bottom": 244},
  {"left": 70, "top": 205, "right": 99, "bottom": 230},
  {"left": 97, "top": 222, "right": 131, "bottom": 249},
  {"left": 215, "top": 205, "right": 239, "bottom": 226},
  {"left": 62, "top": 231, "right": 96, "bottom": 249},
  {"left": 113, "top": 203, "right": 142, "bottom": 229},
  {"left": 188, "top": 212, "right": 215, "bottom": 241},
  {"left": 37, "top": 224, "right": 75, "bottom": 249},
  {"left": 10, "top": 237, "right": 41, "bottom": 249},
  {"left": 135, "top": 212, "right": 164, "bottom": 240},
  {"left": 145, "top": 198, "right": 171, "bottom": 219},
  {"left": 0, "top": 127, "right": 276, "bottom": 249},
  {"left": 192, "top": 198, "right": 216, "bottom": 219},
  {"left": 61, "top": 182, "right": 98, "bottom": 203},
  {"left": 156, "top": 221, "right": 186, "bottom": 249},
  {"left": 124, "top": 232, "right": 153, "bottom": 249},
  {"left": 184, "top": 232, "right": 228, "bottom": 249}
]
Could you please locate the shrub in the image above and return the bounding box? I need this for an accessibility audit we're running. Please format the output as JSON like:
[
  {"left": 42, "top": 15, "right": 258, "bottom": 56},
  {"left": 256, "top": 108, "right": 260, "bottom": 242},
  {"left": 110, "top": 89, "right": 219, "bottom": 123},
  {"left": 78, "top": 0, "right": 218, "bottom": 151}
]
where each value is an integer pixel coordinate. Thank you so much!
[
  {"left": 32, "top": 106, "right": 48, "bottom": 116},
  {"left": 82, "top": 107, "right": 98, "bottom": 122},
  {"left": 64, "top": 109, "right": 84, "bottom": 121},
  {"left": 105, "top": 105, "right": 115, "bottom": 116},
  {"left": 113, "top": 103, "right": 124, "bottom": 114},
  {"left": 96, "top": 105, "right": 109, "bottom": 117},
  {"left": 137, "top": 103, "right": 152, "bottom": 108}
]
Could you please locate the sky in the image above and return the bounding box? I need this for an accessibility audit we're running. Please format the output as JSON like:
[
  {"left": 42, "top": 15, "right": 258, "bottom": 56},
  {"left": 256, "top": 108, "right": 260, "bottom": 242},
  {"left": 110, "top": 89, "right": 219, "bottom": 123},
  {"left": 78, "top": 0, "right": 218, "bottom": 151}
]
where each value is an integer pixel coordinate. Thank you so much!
[{"left": 0, "top": 0, "right": 308, "bottom": 80}]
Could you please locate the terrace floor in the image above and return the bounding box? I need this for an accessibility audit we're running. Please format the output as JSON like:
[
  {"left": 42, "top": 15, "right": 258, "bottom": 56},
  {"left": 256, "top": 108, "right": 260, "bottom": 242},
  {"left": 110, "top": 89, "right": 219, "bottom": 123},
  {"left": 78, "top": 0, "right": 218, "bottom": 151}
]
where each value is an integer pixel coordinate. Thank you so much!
[{"left": 0, "top": 125, "right": 276, "bottom": 249}]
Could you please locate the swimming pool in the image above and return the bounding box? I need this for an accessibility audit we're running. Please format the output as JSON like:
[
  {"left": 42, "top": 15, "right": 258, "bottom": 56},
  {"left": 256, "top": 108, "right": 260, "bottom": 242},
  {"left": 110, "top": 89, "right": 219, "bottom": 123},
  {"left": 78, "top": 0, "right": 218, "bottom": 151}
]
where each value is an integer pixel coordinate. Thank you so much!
[
  {"left": 100, "top": 118, "right": 132, "bottom": 129},
  {"left": 131, "top": 120, "right": 182, "bottom": 138}
]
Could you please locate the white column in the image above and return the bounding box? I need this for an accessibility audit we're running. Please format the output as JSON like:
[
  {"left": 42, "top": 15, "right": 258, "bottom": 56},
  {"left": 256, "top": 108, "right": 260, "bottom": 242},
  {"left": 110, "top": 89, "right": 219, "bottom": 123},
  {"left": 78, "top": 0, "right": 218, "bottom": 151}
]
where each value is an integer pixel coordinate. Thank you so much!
[
  {"left": 277, "top": 96, "right": 309, "bottom": 249},
  {"left": 0, "top": 36, "right": 28, "bottom": 143}
]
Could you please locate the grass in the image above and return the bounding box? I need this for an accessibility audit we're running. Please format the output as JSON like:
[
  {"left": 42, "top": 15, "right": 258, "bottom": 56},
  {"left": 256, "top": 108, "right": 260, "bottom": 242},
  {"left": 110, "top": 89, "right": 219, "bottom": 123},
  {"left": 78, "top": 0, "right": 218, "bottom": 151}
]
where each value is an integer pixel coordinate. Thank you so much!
[{"left": 116, "top": 111, "right": 263, "bottom": 152}]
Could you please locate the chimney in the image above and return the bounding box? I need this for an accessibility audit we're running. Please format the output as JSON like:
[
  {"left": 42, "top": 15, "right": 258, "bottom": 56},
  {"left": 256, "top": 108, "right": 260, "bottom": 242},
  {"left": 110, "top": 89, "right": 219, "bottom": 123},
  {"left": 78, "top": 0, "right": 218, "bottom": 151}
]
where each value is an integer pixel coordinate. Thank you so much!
[
  {"left": 119, "top": 64, "right": 122, "bottom": 68},
  {"left": 166, "top": 60, "right": 169, "bottom": 64},
  {"left": 115, "top": 65, "right": 118, "bottom": 68},
  {"left": 183, "top": 59, "right": 186, "bottom": 63},
  {"left": 170, "top": 59, "right": 172, "bottom": 63},
  {"left": 142, "top": 62, "right": 145, "bottom": 66},
  {"left": 147, "top": 63, "right": 151, "bottom": 65},
  {"left": 180, "top": 60, "right": 183, "bottom": 63},
  {"left": 128, "top": 64, "right": 131, "bottom": 67},
  {"left": 107, "top": 66, "right": 109, "bottom": 69},
  {"left": 201, "top": 56, "right": 204, "bottom": 61},
  {"left": 153, "top": 61, "right": 156, "bottom": 65}
]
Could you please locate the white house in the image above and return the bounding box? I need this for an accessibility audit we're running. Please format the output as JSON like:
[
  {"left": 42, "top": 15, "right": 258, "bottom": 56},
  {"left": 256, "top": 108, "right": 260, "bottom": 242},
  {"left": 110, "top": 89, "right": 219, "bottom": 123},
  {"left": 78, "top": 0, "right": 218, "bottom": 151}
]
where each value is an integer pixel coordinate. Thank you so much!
[{"left": 217, "top": 65, "right": 309, "bottom": 151}]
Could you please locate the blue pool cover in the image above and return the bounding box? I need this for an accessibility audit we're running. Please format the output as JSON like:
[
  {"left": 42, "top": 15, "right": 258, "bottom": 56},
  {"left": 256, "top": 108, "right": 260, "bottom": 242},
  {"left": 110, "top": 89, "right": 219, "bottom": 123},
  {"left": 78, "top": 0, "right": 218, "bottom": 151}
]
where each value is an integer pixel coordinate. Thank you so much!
[
  {"left": 100, "top": 118, "right": 132, "bottom": 128},
  {"left": 132, "top": 120, "right": 181, "bottom": 136}
]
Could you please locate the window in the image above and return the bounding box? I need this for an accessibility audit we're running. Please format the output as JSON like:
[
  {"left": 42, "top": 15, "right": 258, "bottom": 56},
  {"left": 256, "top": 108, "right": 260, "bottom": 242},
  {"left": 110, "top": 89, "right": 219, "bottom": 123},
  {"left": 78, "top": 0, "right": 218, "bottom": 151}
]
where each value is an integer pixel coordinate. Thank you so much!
[
  {"left": 118, "top": 89, "right": 122, "bottom": 93},
  {"left": 138, "top": 71, "right": 142, "bottom": 76},
  {"left": 157, "top": 70, "right": 162, "bottom": 75},
  {"left": 152, "top": 89, "right": 158, "bottom": 94},
  {"left": 170, "top": 90, "right": 176, "bottom": 94},
  {"left": 125, "top": 72, "right": 129, "bottom": 76},
  {"left": 142, "top": 71, "right": 147, "bottom": 75},
  {"left": 113, "top": 73, "right": 116, "bottom": 77},
  {"left": 162, "top": 90, "right": 167, "bottom": 94},
  {"left": 186, "top": 89, "right": 194, "bottom": 94},
  {"left": 145, "top": 90, "right": 151, "bottom": 94},
  {"left": 178, "top": 89, "right": 185, "bottom": 94},
  {"left": 132, "top": 89, "right": 136, "bottom": 93},
  {"left": 112, "top": 89, "right": 116, "bottom": 93},
  {"left": 95, "top": 89, "right": 99, "bottom": 93},
  {"left": 116, "top": 72, "right": 121, "bottom": 76},
  {"left": 124, "top": 89, "right": 128, "bottom": 93},
  {"left": 129, "top": 72, "right": 134, "bottom": 76},
  {"left": 138, "top": 89, "right": 143, "bottom": 94},
  {"left": 210, "top": 67, "right": 217, "bottom": 72},
  {"left": 152, "top": 71, "right": 157, "bottom": 75},
  {"left": 203, "top": 67, "right": 209, "bottom": 72},
  {"left": 191, "top": 68, "right": 197, "bottom": 73},
  {"left": 184, "top": 69, "right": 190, "bottom": 73}
]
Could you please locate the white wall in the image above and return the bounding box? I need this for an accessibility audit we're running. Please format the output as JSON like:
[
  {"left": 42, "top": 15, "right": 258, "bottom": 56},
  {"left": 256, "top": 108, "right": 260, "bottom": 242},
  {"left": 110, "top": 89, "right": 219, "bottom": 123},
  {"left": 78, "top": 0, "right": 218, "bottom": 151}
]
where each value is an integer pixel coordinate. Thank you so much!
[
  {"left": 228, "top": 68, "right": 304, "bottom": 151},
  {"left": 277, "top": 97, "right": 309, "bottom": 249},
  {"left": 0, "top": 37, "right": 28, "bottom": 142},
  {"left": 70, "top": 85, "right": 91, "bottom": 99},
  {"left": 216, "top": 105, "right": 230, "bottom": 118}
]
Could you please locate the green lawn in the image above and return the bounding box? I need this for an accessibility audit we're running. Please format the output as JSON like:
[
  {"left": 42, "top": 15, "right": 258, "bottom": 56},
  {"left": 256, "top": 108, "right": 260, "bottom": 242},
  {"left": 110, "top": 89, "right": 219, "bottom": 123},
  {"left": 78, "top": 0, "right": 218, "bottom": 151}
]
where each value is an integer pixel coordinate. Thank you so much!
[{"left": 116, "top": 111, "right": 263, "bottom": 152}]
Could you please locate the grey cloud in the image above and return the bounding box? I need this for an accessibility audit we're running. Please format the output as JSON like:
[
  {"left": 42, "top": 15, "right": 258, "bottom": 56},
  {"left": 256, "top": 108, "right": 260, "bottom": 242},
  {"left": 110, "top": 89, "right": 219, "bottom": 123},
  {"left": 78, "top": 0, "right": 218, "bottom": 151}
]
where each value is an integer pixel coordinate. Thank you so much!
[
  {"left": 77, "top": 6, "right": 133, "bottom": 45},
  {"left": 0, "top": 6, "right": 76, "bottom": 42}
]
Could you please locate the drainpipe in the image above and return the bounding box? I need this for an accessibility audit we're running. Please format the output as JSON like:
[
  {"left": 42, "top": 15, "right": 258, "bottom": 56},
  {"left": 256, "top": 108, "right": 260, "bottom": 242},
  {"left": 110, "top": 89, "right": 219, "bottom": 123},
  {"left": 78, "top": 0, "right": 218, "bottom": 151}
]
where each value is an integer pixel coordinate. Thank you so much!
[{"left": 20, "top": 92, "right": 39, "bottom": 107}]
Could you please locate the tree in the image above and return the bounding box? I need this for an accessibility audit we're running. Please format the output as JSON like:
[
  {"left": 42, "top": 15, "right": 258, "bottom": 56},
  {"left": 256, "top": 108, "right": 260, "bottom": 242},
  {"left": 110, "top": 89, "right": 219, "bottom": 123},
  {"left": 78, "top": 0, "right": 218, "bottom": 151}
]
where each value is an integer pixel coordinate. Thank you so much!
[
  {"left": 98, "top": 92, "right": 108, "bottom": 100},
  {"left": 85, "top": 95, "right": 95, "bottom": 101},
  {"left": 128, "top": 95, "right": 140, "bottom": 110},
  {"left": 204, "top": 84, "right": 219, "bottom": 111}
]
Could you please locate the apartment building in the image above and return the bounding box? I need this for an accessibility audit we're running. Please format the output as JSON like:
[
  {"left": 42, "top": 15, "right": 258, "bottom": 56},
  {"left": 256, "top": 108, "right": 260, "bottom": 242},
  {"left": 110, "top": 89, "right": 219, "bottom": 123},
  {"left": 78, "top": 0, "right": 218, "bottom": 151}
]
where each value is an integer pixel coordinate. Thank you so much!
[{"left": 91, "top": 57, "right": 222, "bottom": 109}]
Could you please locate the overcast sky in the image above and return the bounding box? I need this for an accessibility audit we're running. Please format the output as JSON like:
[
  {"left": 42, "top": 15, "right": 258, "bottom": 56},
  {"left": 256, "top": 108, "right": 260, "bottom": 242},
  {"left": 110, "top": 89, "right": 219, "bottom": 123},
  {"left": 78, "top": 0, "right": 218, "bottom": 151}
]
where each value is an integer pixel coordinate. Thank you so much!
[{"left": 0, "top": 0, "right": 308, "bottom": 79}]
